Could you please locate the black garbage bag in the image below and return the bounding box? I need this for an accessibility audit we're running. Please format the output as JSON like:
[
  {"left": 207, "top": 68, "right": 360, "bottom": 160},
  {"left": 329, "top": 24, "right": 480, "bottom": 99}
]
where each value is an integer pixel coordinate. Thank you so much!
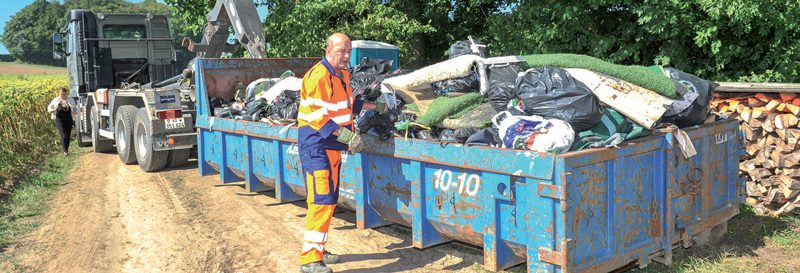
[
  {"left": 272, "top": 102, "right": 298, "bottom": 120},
  {"left": 269, "top": 91, "right": 300, "bottom": 120},
  {"left": 440, "top": 127, "right": 482, "bottom": 143},
  {"left": 487, "top": 64, "right": 522, "bottom": 111},
  {"left": 244, "top": 98, "right": 270, "bottom": 121},
  {"left": 355, "top": 109, "right": 395, "bottom": 141},
  {"left": 214, "top": 107, "right": 240, "bottom": 119},
  {"left": 449, "top": 36, "right": 488, "bottom": 59},
  {"left": 432, "top": 71, "right": 480, "bottom": 96},
  {"left": 454, "top": 127, "right": 480, "bottom": 141},
  {"left": 465, "top": 127, "right": 501, "bottom": 147},
  {"left": 515, "top": 67, "right": 602, "bottom": 131},
  {"left": 209, "top": 97, "right": 226, "bottom": 110},
  {"left": 351, "top": 57, "right": 393, "bottom": 76},
  {"left": 416, "top": 130, "right": 438, "bottom": 141},
  {"left": 397, "top": 112, "right": 417, "bottom": 123},
  {"left": 439, "top": 129, "right": 458, "bottom": 142},
  {"left": 660, "top": 68, "right": 714, "bottom": 128},
  {"left": 350, "top": 57, "right": 394, "bottom": 101},
  {"left": 439, "top": 127, "right": 480, "bottom": 143}
]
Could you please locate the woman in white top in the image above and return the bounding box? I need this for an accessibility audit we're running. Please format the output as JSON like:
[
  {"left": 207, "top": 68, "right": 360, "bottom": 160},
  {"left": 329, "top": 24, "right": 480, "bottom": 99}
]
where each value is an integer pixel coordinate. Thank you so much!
[{"left": 47, "top": 87, "right": 78, "bottom": 155}]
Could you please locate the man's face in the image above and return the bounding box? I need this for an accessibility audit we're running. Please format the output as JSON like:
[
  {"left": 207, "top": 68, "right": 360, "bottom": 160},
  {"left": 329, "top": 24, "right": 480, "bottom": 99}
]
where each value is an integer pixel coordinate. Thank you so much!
[{"left": 327, "top": 40, "right": 352, "bottom": 71}]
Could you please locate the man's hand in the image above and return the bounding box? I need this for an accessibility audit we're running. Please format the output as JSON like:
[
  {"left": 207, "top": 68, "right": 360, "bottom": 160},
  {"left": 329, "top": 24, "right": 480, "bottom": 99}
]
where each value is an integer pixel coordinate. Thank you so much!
[{"left": 335, "top": 127, "right": 363, "bottom": 153}]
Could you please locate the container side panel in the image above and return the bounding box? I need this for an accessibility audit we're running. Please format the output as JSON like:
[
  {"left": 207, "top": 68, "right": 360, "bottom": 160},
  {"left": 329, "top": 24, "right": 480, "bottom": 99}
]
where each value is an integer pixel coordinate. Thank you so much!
[
  {"left": 280, "top": 141, "right": 305, "bottom": 194},
  {"left": 671, "top": 120, "right": 741, "bottom": 238},
  {"left": 200, "top": 129, "right": 221, "bottom": 172},
  {"left": 223, "top": 132, "right": 246, "bottom": 177},
  {"left": 612, "top": 152, "right": 661, "bottom": 252},
  {"left": 704, "top": 129, "right": 736, "bottom": 215},
  {"left": 338, "top": 151, "right": 358, "bottom": 210},
  {"left": 669, "top": 145, "right": 703, "bottom": 230},
  {"left": 363, "top": 154, "right": 413, "bottom": 226},
  {"left": 495, "top": 176, "right": 525, "bottom": 245},
  {"left": 565, "top": 141, "right": 670, "bottom": 272},
  {"left": 251, "top": 138, "right": 278, "bottom": 188},
  {"left": 566, "top": 162, "right": 610, "bottom": 268},
  {"left": 422, "top": 164, "right": 486, "bottom": 246},
  {"left": 524, "top": 176, "right": 560, "bottom": 273}
]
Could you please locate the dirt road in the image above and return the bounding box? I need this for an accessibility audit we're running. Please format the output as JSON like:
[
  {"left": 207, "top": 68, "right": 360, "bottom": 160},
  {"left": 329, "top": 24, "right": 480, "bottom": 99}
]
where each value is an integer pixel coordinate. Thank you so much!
[{"left": 4, "top": 151, "right": 503, "bottom": 273}]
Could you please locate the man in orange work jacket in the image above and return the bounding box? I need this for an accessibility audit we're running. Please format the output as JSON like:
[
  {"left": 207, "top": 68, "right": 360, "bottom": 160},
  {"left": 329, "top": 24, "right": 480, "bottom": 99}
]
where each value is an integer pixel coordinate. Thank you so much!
[{"left": 297, "top": 33, "right": 384, "bottom": 273}]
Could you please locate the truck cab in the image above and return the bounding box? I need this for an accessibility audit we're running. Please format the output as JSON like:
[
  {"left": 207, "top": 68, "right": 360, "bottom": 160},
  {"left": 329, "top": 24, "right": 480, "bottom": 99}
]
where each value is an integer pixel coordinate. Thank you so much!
[{"left": 54, "top": 10, "right": 180, "bottom": 93}]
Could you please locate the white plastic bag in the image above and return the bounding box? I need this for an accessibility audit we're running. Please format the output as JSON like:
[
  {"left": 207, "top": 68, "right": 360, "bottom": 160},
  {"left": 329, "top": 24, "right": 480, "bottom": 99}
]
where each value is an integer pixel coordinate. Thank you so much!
[
  {"left": 250, "top": 76, "right": 302, "bottom": 104},
  {"left": 492, "top": 111, "right": 575, "bottom": 153}
]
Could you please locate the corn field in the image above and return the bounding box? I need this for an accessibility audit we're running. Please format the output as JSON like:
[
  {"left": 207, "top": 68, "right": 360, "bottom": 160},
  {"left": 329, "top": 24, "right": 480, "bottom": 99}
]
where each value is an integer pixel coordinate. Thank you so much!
[{"left": 0, "top": 74, "right": 67, "bottom": 190}]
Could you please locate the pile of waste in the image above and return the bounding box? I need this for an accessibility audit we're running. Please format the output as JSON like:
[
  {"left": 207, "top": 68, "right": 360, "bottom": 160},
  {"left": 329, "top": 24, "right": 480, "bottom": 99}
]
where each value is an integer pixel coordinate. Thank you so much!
[
  {"left": 210, "top": 70, "right": 303, "bottom": 125},
  {"left": 374, "top": 37, "right": 715, "bottom": 153},
  {"left": 210, "top": 36, "right": 718, "bottom": 154}
]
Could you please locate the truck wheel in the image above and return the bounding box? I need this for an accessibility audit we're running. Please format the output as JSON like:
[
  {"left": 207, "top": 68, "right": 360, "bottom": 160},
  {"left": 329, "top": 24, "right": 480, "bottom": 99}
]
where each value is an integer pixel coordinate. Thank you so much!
[
  {"left": 167, "top": 149, "right": 191, "bottom": 168},
  {"left": 133, "top": 108, "right": 168, "bottom": 172},
  {"left": 115, "top": 105, "right": 138, "bottom": 164},
  {"left": 90, "top": 105, "right": 114, "bottom": 153}
]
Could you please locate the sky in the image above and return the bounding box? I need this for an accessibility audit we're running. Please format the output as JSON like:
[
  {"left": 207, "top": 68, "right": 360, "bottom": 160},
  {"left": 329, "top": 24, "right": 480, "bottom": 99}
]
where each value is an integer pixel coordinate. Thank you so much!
[{"left": 0, "top": 0, "right": 267, "bottom": 54}]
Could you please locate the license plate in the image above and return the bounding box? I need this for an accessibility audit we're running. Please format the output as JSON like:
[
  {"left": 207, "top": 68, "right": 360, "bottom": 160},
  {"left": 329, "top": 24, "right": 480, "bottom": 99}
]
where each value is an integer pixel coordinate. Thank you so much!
[{"left": 164, "top": 118, "right": 185, "bottom": 130}]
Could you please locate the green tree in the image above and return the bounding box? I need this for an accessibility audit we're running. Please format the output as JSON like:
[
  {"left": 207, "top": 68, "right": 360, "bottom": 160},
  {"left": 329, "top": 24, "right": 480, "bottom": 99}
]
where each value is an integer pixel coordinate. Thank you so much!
[
  {"left": 163, "top": 0, "right": 506, "bottom": 65},
  {"left": 155, "top": 0, "right": 800, "bottom": 82},
  {"left": 383, "top": 0, "right": 506, "bottom": 64},
  {"left": 163, "top": 0, "right": 215, "bottom": 36},
  {"left": 1, "top": 0, "right": 195, "bottom": 66},
  {"left": 487, "top": 1, "right": 800, "bottom": 82},
  {"left": 1, "top": 0, "right": 66, "bottom": 66},
  {"left": 263, "top": 0, "right": 435, "bottom": 65},
  {"left": 385, "top": 0, "right": 452, "bottom": 64},
  {"left": 63, "top": 0, "right": 134, "bottom": 14}
]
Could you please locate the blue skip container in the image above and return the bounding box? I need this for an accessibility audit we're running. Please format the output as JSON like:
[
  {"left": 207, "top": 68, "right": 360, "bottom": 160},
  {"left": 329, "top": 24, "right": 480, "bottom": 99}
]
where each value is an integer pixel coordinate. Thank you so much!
[{"left": 194, "top": 58, "right": 744, "bottom": 273}]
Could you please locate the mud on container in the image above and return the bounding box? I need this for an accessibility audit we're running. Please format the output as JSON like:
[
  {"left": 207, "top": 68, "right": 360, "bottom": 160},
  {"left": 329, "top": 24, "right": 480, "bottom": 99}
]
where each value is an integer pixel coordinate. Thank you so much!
[{"left": 194, "top": 58, "right": 744, "bottom": 272}]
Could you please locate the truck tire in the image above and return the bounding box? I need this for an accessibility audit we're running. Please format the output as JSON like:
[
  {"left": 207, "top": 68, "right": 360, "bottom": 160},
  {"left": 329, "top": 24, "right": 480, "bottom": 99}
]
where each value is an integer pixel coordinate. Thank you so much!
[
  {"left": 167, "top": 149, "right": 191, "bottom": 168},
  {"left": 115, "top": 105, "right": 138, "bottom": 164},
  {"left": 133, "top": 108, "right": 168, "bottom": 172},
  {"left": 90, "top": 105, "right": 114, "bottom": 153}
]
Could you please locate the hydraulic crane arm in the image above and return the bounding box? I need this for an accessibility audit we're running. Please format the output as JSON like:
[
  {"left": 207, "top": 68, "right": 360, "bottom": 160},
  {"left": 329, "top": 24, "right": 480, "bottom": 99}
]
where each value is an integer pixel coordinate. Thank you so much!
[{"left": 182, "top": 0, "right": 266, "bottom": 58}]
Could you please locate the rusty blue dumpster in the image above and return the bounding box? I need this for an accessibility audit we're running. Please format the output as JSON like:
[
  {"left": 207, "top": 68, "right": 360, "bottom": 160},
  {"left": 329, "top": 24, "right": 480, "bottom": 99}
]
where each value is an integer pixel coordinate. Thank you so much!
[{"left": 194, "top": 58, "right": 744, "bottom": 272}]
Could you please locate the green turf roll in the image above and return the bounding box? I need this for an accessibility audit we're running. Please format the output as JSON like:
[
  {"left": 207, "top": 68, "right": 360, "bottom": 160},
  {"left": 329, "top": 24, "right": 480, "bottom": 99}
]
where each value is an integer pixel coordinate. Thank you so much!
[
  {"left": 415, "top": 93, "right": 484, "bottom": 126},
  {"left": 522, "top": 54, "right": 678, "bottom": 98}
]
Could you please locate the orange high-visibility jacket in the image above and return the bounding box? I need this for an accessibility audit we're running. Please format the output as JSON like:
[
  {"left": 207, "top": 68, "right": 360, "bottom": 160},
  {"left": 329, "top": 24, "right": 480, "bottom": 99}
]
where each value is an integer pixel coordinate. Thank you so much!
[{"left": 297, "top": 58, "right": 363, "bottom": 151}]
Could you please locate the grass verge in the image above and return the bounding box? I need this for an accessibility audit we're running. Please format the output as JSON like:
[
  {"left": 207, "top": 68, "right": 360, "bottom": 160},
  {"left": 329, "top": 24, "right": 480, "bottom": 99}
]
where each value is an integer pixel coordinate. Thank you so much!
[
  {"left": 633, "top": 205, "right": 800, "bottom": 273},
  {"left": 0, "top": 143, "right": 80, "bottom": 249},
  {"left": 479, "top": 205, "right": 800, "bottom": 273}
]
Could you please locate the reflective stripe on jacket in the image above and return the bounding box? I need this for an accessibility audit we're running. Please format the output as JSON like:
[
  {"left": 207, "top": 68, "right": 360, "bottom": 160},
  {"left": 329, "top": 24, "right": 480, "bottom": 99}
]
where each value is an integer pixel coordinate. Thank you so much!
[{"left": 297, "top": 58, "right": 363, "bottom": 151}]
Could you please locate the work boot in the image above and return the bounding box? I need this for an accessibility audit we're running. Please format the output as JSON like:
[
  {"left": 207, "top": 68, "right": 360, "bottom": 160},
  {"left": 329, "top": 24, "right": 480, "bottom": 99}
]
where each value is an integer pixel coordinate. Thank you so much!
[
  {"left": 323, "top": 250, "right": 340, "bottom": 264},
  {"left": 300, "top": 261, "right": 333, "bottom": 273}
]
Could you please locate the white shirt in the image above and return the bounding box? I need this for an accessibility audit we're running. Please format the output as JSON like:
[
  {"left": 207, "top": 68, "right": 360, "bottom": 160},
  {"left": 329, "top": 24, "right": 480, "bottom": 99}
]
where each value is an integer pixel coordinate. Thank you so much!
[{"left": 47, "top": 96, "right": 78, "bottom": 120}]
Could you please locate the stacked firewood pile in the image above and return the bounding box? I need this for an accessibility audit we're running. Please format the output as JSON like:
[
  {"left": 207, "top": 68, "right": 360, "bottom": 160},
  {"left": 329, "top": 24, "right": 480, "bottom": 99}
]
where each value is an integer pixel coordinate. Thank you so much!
[{"left": 712, "top": 92, "right": 800, "bottom": 215}]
